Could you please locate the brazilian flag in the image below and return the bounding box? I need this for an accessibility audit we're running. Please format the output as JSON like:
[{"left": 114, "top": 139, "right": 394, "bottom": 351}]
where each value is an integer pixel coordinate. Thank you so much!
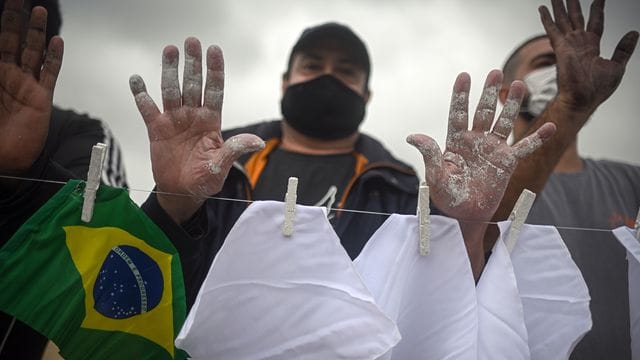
[{"left": 0, "top": 180, "right": 186, "bottom": 359}]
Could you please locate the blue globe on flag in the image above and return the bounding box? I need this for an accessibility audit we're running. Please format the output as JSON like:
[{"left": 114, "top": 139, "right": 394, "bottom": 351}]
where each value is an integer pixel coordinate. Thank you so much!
[{"left": 94, "top": 245, "right": 164, "bottom": 319}]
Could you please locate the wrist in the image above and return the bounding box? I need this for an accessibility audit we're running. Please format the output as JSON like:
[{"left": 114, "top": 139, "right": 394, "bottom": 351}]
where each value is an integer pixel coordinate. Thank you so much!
[
  {"left": 458, "top": 220, "right": 487, "bottom": 282},
  {"left": 553, "top": 93, "right": 598, "bottom": 118},
  {"left": 157, "top": 191, "right": 205, "bottom": 225}
]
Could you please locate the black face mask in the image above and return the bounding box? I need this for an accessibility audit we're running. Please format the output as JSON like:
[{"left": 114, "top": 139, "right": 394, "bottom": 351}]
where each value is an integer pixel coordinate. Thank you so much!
[{"left": 281, "top": 74, "right": 366, "bottom": 140}]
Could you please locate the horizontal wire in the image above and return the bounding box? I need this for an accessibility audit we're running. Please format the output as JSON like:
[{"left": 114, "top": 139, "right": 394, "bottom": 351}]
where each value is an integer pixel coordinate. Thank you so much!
[{"left": 0, "top": 174, "right": 631, "bottom": 233}]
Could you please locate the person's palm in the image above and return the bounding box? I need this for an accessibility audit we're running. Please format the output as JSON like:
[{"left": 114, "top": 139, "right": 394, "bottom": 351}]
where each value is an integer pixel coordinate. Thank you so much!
[
  {"left": 130, "top": 38, "right": 263, "bottom": 223},
  {"left": 408, "top": 71, "right": 555, "bottom": 222},
  {"left": 0, "top": 3, "right": 63, "bottom": 174},
  {"left": 540, "top": 0, "right": 638, "bottom": 113}
]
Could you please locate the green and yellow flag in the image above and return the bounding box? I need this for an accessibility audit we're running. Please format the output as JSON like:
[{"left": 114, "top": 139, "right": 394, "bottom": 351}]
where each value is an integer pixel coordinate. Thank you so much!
[{"left": 0, "top": 180, "right": 186, "bottom": 359}]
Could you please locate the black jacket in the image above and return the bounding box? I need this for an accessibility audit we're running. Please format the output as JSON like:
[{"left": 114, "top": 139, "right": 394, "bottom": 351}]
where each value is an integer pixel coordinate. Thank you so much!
[{"left": 143, "top": 120, "right": 438, "bottom": 308}]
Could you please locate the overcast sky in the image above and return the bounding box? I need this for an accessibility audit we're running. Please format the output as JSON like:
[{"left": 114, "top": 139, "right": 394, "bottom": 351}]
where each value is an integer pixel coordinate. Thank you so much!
[{"left": 53, "top": 0, "right": 639, "bottom": 204}]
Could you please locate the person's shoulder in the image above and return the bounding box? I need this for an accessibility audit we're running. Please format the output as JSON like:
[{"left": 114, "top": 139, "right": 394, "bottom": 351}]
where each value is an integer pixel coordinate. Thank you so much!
[
  {"left": 584, "top": 158, "right": 640, "bottom": 188},
  {"left": 51, "top": 105, "right": 101, "bottom": 123},
  {"left": 356, "top": 132, "right": 413, "bottom": 169},
  {"left": 50, "top": 105, "right": 104, "bottom": 133},
  {"left": 221, "top": 119, "right": 282, "bottom": 140},
  {"left": 586, "top": 158, "right": 640, "bottom": 175}
]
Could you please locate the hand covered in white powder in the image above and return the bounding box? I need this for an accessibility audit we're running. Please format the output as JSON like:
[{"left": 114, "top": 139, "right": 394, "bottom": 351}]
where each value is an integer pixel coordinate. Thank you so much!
[
  {"left": 0, "top": 0, "right": 63, "bottom": 176},
  {"left": 407, "top": 70, "right": 556, "bottom": 223},
  {"left": 129, "top": 37, "right": 264, "bottom": 224}
]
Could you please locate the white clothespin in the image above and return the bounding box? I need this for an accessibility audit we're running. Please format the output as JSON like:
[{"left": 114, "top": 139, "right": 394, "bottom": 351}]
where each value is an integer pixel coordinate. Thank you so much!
[
  {"left": 505, "top": 189, "right": 536, "bottom": 253},
  {"left": 418, "top": 182, "right": 430, "bottom": 256},
  {"left": 282, "top": 177, "right": 298, "bottom": 237},
  {"left": 634, "top": 206, "right": 640, "bottom": 241},
  {"left": 81, "top": 143, "right": 108, "bottom": 223}
]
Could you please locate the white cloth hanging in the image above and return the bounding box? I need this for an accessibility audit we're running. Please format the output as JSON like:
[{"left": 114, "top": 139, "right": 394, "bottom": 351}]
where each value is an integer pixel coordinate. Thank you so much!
[
  {"left": 175, "top": 200, "right": 400, "bottom": 359},
  {"left": 353, "top": 214, "right": 478, "bottom": 360},
  {"left": 612, "top": 226, "right": 640, "bottom": 360},
  {"left": 477, "top": 236, "right": 531, "bottom": 360},
  {"left": 499, "top": 222, "right": 592, "bottom": 360}
]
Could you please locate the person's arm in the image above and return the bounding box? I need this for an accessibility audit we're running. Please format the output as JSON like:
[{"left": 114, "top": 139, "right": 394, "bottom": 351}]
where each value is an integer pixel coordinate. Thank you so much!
[
  {"left": 128, "top": 37, "right": 264, "bottom": 226},
  {"left": 408, "top": 70, "right": 555, "bottom": 280},
  {"left": 495, "top": 0, "right": 638, "bottom": 222},
  {"left": 48, "top": 109, "right": 129, "bottom": 187}
]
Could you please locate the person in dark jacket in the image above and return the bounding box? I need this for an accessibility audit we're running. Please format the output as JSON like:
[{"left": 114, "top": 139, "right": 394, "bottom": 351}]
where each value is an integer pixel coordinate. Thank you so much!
[
  {"left": 131, "top": 24, "right": 555, "bottom": 308},
  {"left": 0, "top": 0, "right": 128, "bottom": 358}
]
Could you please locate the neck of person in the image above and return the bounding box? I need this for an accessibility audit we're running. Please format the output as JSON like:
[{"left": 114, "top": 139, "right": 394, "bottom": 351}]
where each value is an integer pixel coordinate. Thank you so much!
[
  {"left": 280, "top": 121, "right": 359, "bottom": 155},
  {"left": 553, "top": 140, "right": 584, "bottom": 173}
]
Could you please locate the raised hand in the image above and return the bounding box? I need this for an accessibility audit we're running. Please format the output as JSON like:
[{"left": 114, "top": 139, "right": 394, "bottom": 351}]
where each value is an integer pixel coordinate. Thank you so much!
[
  {"left": 407, "top": 70, "right": 555, "bottom": 223},
  {"left": 0, "top": 0, "right": 63, "bottom": 174},
  {"left": 408, "top": 70, "right": 555, "bottom": 278},
  {"left": 541, "top": 0, "right": 638, "bottom": 113},
  {"left": 130, "top": 37, "right": 264, "bottom": 224}
]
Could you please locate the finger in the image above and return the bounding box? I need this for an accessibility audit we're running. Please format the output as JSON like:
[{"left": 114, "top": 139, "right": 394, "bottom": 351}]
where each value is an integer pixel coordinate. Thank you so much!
[
  {"left": 21, "top": 6, "right": 46, "bottom": 77},
  {"left": 472, "top": 70, "right": 502, "bottom": 133},
  {"left": 551, "top": 0, "right": 573, "bottom": 33},
  {"left": 39, "top": 36, "right": 63, "bottom": 92},
  {"left": 512, "top": 122, "right": 556, "bottom": 159},
  {"left": 492, "top": 80, "right": 526, "bottom": 141},
  {"left": 446, "top": 72, "right": 470, "bottom": 150},
  {"left": 539, "top": 6, "right": 563, "bottom": 44},
  {"left": 129, "top": 74, "right": 161, "bottom": 125},
  {"left": 0, "top": 0, "right": 23, "bottom": 63},
  {"left": 407, "top": 133, "right": 443, "bottom": 187},
  {"left": 610, "top": 31, "right": 639, "bottom": 67},
  {"left": 203, "top": 45, "right": 224, "bottom": 112},
  {"left": 182, "top": 37, "right": 203, "bottom": 107},
  {"left": 161, "top": 45, "right": 181, "bottom": 111},
  {"left": 213, "top": 134, "right": 265, "bottom": 174},
  {"left": 566, "top": 0, "right": 585, "bottom": 30},
  {"left": 586, "top": 0, "right": 604, "bottom": 37}
]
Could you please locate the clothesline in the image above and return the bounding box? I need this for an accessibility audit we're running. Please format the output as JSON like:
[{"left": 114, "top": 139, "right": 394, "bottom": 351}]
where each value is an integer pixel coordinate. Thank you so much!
[{"left": 0, "top": 174, "right": 619, "bottom": 233}]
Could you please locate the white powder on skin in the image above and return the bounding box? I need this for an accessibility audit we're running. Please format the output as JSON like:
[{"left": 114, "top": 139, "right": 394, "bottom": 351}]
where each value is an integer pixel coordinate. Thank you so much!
[
  {"left": 479, "top": 85, "right": 498, "bottom": 107},
  {"left": 204, "top": 89, "right": 224, "bottom": 109},
  {"left": 514, "top": 135, "right": 543, "bottom": 159},
  {"left": 444, "top": 174, "right": 470, "bottom": 207},
  {"left": 161, "top": 56, "right": 180, "bottom": 101},
  {"left": 501, "top": 98, "right": 520, "bottom": 119},
  {"left": 206, "top": 159, "right": 222, "bottom": 174},
  {"left": 182, "top": 55, "right": 202, "bottom": 96}
]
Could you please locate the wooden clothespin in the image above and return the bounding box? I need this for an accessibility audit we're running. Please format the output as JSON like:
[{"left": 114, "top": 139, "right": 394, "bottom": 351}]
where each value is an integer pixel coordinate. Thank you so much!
[
  {"left": 505, "top": 189, "right": 536, "bottom": 253},
  {"left": 282, "top": 177, "right": 298, "bottom": 237},
  {"left": 81, "top": 143, "right": 108, "bottom": 223},
  {"left": 418, "top": 182, "right": 430, "bottom": 256},
  {"left": 634, "top": 206, "right": 640, "bottom": 241}
]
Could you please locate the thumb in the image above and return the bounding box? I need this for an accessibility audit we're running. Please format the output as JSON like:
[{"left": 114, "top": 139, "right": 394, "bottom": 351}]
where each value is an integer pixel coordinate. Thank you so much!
[
  {"left": 218, "top": 134, "right": 265, "bottom": 169},
  {"left": 407, "top": 133, "right": 443, "bottom": 187}
]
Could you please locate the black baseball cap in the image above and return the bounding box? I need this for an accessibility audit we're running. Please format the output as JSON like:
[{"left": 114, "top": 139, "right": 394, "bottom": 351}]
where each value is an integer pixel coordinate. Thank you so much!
[{"left": 285, "top": 22, "right": 371, "bottom": 82}]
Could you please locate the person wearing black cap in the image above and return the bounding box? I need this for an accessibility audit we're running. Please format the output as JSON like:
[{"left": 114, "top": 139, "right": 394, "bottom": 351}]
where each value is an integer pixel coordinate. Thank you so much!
[{"left": 124, "top": 17, "right": 556, "bottom": 311}]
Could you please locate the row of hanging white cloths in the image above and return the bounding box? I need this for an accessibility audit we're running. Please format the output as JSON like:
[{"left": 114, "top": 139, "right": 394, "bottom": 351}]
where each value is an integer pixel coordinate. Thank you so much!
[
  {"left": 612, "top": 226, "right": 640, "bottom": 360},
  {"left": 355, "top": 215, "right": 591, "bottom": 360},
  {"left": 176, "top": 200, "right": 591, "bottom": 359}
]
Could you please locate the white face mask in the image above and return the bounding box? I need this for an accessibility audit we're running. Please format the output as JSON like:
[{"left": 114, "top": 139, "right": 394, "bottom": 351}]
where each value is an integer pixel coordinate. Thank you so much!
[{"left": 522, "top": 65, "right": 557, "bottom": 118}]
